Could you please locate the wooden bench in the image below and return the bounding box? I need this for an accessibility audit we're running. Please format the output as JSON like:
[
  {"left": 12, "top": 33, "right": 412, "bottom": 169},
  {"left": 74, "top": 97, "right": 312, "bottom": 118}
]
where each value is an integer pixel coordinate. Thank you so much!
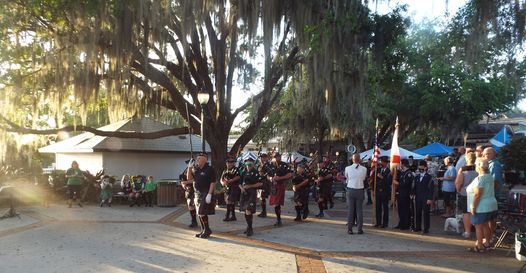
[{"left": 112, "top": 183, "right": 129, "bottom": 204}]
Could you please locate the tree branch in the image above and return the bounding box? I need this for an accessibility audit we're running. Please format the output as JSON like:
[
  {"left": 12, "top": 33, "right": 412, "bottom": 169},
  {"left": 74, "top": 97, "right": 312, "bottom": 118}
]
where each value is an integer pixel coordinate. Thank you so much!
[{"left": 0, "top": 114, "right": 189, "bottom": 139}]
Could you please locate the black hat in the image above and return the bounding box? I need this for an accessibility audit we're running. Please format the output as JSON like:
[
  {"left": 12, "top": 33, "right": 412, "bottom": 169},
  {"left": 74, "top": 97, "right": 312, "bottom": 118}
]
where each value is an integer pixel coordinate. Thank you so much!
[
  {"left": 297, "top": 163, "right": 306, "bottom": 169},
  {"left": 260, "top": 152, "right": 269, "bottom": 157},
  {"left": 380, "top": 156, "right": 389, "bottom": 162},
  {"left": 401, "top": 159, "right": 409, "bottom": 167},
  {"left": 197, "top": 152, "right": 208, "bottom": 157},
  {"left": 245, "top": 158, "right": 255, "bottom": 162}
]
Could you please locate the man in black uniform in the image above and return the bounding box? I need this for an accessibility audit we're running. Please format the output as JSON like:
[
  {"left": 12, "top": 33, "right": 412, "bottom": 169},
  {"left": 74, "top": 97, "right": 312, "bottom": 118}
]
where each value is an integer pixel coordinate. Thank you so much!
[
  {"left": 412, "top": 160, "right": 434, "bottom": 233},
  {"left": 187, "top": 153, "right": 216, "bottom": 238},
  {"left": 221, "top": 158, "right": 241, "bottom": 221},
  {"left": 315, "top": 156, "right": 333, "bottom": 218},
  {"left": 292, "top": 163, "right": 311, "bottom": 221},
  {"left": 394, "top": 159, "right": 413, "bottom": 230},
  {"left": 373, "top": 157, "right": 392, "bottom": 228},
  {"left": 257, "top": 153, "right": 272, "bottom": 218},
  {"left": 180, "top": 163, "right": 197, "bottom": 227},
  {"left": 239, "top": 158, "right": 263, "bottom": 236}
]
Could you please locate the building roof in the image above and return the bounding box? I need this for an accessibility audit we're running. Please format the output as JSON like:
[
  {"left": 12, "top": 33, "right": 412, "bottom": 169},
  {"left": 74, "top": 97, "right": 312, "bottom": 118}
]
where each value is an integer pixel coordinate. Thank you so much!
[{"left": 39, "top": 117, "right": 209, "bottom": 154}]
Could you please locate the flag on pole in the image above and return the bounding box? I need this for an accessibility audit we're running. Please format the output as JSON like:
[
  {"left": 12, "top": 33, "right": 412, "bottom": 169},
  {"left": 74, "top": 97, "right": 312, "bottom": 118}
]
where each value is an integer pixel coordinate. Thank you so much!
[
  {"left": 372, "top": 119, "right": 381, "bottom": 167},
  {"left": 390, "top": 117, "right": 401, "bottom": 168}
]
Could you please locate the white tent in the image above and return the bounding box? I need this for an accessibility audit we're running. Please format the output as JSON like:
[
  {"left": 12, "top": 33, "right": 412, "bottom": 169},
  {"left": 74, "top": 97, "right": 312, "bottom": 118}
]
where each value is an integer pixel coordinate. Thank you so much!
[
  {"left": 385, "top": 147, "right": 424, "bottom": 160},
  {"left": 359, "top": 148, "right": 388, "bottom": 160},
  {"left": 238, "top": 151, "right": 258, "bottom": 162},
  {"left": 281, "top": 152, "right": 311, "bottom": 163}
]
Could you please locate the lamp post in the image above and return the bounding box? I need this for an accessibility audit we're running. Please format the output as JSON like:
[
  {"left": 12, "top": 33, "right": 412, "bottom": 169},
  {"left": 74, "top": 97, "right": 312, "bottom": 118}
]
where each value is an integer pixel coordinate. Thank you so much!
[{"left": 197, "top": 91, "right": 210, "bottom": 153}]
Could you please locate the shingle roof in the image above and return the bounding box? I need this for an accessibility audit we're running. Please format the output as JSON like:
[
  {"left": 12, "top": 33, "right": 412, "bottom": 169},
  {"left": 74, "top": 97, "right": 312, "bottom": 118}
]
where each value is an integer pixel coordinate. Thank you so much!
[{"left": 39, "top": 117, "right": 209, "bottom": 153}]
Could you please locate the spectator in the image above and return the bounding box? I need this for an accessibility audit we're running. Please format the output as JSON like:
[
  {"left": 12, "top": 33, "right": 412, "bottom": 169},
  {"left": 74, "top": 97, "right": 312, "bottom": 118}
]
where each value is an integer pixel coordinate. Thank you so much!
[
  {"left": 99, "top": 175, "right": 113, "bottom": 207},
  {"left": 143, "top": 175, "right": 156, "bottom": 207},
  {"left": 120, "top": 174, "right": 132, "bottom": 199},
  {"left": 475, "top": 145, "right": 485, "bottom": 158},
  {"left": 483, "top": 147, "right": 504, "bottom": 242},
  {"left": 65, "top": 161, "right": 84, "bottom": 208},
  {"left": 129, "top": 175, "right": 145, "bottom": 207},
  {"left": 466, "top": 159, "right": 498, "bottom": 252},
  {"left": 455, "top": 151, "right": 478, "bottom": 238},
  {"left": 438, "top": 157, "right": 457, "bottom": 218},
  {"left": 344, "top": 154, "right": 368, "bottom": 235},
  {"left": 455, "top": 147, "right": 467, "bottom": 170}
]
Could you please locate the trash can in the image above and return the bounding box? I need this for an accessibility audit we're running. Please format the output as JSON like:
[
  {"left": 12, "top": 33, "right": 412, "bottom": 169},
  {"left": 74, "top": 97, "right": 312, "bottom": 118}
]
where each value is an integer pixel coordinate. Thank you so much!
[{"left": 156, "top": 180, "right": 180, "bottom": 207}]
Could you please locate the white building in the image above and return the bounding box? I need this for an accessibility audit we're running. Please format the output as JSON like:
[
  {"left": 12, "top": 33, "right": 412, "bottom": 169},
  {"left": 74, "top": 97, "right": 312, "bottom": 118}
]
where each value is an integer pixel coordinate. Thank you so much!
[{"left": 38, "top": 117, "right": 209, "bottom": 179}]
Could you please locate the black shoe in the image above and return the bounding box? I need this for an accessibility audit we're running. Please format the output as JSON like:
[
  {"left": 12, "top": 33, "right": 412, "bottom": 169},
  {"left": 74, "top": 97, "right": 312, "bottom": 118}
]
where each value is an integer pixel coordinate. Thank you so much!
[
  {"left": 108, "top": 202, "right": 111, "bottom": 207},
  {"left": 393, "top": 225, "right": 400, "bottom": 229},
  {"left": 257, "top": 212, "right": 267, "bottom": 218},
  {"left": 302, "top": 211, "right": 309, "bottom": 219},
  {"left": 230, "top": 216, "right": 237, "bottom": 221},
  {"left": 274, "top": 220, "right": 283, "bottom": 227},
  {"left": 357, "top": 230, "right": 364, "bottom": 234},
  {"left": 329, "top": 202, "right": 334, "bottom": 209},
  {"left": 246, "top": 228, "right": 253, "bottom": 237},
  {"left": 129, "top": 203, "right": 135, "bottom": 207},
  {"left": 315, "top": 212, "right": 324, "bottom": 218},
  {"left": 223, "top": 216, "right": 230, "bottom": 222},
  {"left": 412, "top": 228, "right": 422, "bottom": 232},
  {"left": 381, "top": 225, "right": 387, "bottom": 228},
  {"left": 294, "top": 216, "right": 302, "bottom": 222},
  {"left": 243, "top": 228, "right": 248, "bottom": 234},
  {"left": 373, "top": 224, "right": 380, "bottom": 228},
  {"left": 423, "top": 229, "right": 429, "bottom": 234},
  {"left": 189, "top": 222, "right": 198, "bottom": 228},
  {"left": 100, "top": 201, "right": 104, "bottom": 207},
  {"left": 200, "top": 229, "right": 212, "bottom": 238},
  {"left": 348, "top": 229, "right": 353, "bottom": 235},
  {"left": 195, "top": 232, "right": 204, "bottom": 238}
]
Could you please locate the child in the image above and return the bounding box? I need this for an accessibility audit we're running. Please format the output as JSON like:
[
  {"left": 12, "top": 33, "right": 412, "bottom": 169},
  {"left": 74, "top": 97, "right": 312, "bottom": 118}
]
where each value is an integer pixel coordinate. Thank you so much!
[
  {"left": 99, "top": 175, "right": 113, "bottom": 207},
  {"left": 143, "top": 176, "right": 156, "bottom": 207},
  {"left": 129, "top": 175, "right": 145, "bottom": 207}
]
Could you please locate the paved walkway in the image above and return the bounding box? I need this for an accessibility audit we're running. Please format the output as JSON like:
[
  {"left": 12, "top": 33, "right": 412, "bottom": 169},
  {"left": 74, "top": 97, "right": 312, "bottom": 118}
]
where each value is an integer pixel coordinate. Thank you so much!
[{"left": 0, "top": 193, "right": 522, "bottom": 273}]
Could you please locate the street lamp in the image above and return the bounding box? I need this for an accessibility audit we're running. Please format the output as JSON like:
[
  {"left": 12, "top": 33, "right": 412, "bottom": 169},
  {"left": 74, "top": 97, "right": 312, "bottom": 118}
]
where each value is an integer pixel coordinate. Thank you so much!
[{"left": 197, "top": 91, "right": 210, "bottom": 153}]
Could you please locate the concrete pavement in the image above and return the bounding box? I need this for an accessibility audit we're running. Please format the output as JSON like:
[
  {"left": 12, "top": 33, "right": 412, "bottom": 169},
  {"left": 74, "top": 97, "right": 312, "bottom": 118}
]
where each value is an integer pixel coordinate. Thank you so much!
[{"left": 0, "top": 192, "right": 522, "bottom": 273}]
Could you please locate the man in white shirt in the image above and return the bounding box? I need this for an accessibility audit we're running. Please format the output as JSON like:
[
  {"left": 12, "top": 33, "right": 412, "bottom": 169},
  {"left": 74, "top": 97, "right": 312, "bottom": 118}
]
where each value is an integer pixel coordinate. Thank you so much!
[{"left": 344, "top": 153, "right": 368, "bottom": 234}]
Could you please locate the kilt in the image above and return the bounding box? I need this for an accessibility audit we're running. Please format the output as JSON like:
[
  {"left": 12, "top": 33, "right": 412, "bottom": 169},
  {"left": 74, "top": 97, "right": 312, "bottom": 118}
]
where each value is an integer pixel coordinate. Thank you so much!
[
  {"left": 225, "top": 186, "right": 241, "bottom": 203},
  {"left": 239, "top": 189, "right": 257, "bottom": 213},
  {"left": 257, "top": 179, "right": 270, "bottom": 199},
  {"left": 269, "top": 183, "right": 285, "bottom": 206},
  {"left": 317, "top": 184, "right": 331, "bottom": 201},
  {"left": 194, "top": 191, "right": 216, "bottom": 216},
  {"left": 293, "top": 189, "right": 309, "bottom": 205}
]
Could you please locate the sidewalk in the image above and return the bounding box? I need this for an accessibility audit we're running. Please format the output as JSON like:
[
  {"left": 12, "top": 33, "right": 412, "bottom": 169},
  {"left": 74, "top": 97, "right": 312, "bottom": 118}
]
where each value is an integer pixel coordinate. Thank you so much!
[{"left": 0, "top": 192, "right": 521, "bottom": 273}]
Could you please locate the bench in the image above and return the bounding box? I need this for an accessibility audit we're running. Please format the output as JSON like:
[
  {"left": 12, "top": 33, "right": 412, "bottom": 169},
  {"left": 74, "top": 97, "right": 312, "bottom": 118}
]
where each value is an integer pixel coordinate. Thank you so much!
[{"left": 112, "top": 183, "right": 129, "bottom": 204}]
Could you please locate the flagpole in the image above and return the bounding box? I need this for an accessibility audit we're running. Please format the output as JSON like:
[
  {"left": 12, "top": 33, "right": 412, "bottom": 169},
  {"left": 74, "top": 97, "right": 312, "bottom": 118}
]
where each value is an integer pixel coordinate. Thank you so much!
[
  {"left": 372, "top": 118, "right": 378, "bottom": 226},
  {"left": 390, "top": 117, "right": 400, "bottom": 228}
]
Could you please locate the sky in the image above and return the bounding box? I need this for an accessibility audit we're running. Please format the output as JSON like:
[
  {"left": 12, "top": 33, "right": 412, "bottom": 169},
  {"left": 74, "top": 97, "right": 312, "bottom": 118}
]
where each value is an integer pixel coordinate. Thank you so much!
[{"left": 230, "top": 0, "right": 525, "bottom": 129}]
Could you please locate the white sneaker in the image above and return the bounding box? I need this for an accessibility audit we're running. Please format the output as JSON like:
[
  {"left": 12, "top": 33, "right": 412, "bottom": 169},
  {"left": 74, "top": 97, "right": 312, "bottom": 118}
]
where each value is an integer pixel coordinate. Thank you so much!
[{"left": 462, "top": 232, "right": 470, "bottom": 238}]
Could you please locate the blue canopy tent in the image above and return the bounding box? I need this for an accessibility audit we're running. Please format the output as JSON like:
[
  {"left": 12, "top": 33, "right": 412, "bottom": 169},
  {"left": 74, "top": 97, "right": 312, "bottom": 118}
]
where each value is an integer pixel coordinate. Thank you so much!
[
  {"left": 413, "top": 142, "right": 453, "bottom": 157},
  {"left": 489, "top": 127, "right": 510, "bottom": 152}
]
